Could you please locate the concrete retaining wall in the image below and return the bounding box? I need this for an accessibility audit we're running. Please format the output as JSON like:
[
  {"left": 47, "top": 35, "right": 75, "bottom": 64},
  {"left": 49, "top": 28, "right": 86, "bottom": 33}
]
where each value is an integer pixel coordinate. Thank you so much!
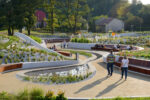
[
  {"left": 22, "top": 60, "right": 79, "bottom": 69},
  {"left": 68, "top": 42, "right": 96, "bottom": 50}
]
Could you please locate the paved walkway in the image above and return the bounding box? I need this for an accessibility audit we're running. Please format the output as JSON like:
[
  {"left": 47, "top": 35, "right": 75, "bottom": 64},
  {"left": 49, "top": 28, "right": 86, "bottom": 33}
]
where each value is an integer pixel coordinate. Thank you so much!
[{"left": 0, "top": 51, "right": 150, "bottom": 99}]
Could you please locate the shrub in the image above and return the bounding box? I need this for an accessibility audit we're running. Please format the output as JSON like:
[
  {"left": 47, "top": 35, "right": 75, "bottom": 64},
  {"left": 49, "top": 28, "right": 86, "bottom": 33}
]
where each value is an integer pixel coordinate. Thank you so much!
[
  {"left": 0, "top": 52, "right": 4, "bottom": 58},
  {"left": 45, "top": 90, "right": 55, "bottom": 100},
  {"left": 0, "top": 59, "right": 2, "bottom": 65},
  {"left": 30, "top": 88, "right": 44, "bottom": 100},
  {"left": 5, "top": 58, "right": 8, "bottom": 64},
  {"left": 17, "top": 89, "right": 30, "bottom": 100},
  {"left": 23, "top": 76, "right": 31, "bottom": 81},
  {"left": 48, "top": 56, "right": 52, "bottom": 61},
  {"left": 71, "top": 38, "right": 92, "bottom": 43},
  {"left": 56, "top": 91, "right": 67, "bottom": 100}
]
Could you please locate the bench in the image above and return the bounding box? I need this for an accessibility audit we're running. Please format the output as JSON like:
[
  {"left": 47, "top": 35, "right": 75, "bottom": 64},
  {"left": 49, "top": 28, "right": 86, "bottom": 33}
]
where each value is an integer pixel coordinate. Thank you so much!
[
  {"left": 115, "top": 57, "right": 150, "bottom": 75},
  {"left": 91, "top": 44, "right": 137, "bottom": 51},
  {"left": 0, "top": 63, "right": 22, "bottom": 72}
]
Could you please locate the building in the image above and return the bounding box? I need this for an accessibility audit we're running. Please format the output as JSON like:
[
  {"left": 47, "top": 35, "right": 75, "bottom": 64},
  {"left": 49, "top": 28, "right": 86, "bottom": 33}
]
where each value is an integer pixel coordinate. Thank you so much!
[{"left": 95, "top": 18, "right": 124, "bottom": 33}]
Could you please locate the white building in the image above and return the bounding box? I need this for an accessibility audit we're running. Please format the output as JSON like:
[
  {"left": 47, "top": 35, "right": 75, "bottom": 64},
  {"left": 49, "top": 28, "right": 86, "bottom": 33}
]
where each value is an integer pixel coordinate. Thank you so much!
[{"left": 95, "top": 18, "right": 124, "bottom": 33}]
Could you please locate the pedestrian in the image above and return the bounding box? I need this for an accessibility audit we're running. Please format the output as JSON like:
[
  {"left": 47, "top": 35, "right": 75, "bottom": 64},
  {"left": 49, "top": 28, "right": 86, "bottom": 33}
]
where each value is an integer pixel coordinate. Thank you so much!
[
  {"left": 63, "top": 40, "right": 66, "bottom": 48},
  {"left": 107, "top": 50, "right": 115, "bottom": 76},
  {"left": 121, "top": 55, "right": 129, "bottom": 80}
]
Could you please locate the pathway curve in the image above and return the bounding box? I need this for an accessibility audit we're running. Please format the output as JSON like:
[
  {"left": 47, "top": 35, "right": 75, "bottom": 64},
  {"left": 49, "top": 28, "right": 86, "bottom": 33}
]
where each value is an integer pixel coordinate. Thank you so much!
[{"left": 0, "top": 51, "right": 150, "bottom": 99}]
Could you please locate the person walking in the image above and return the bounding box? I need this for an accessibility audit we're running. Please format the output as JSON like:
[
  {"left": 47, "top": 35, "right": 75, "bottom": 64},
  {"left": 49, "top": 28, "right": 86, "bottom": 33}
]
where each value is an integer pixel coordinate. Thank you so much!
[
  {"left": 107, "top": 50, "right": 115, "bottom": 76},
  {"left": 121, "top": 55, "right": 129, "bottom": 80}
]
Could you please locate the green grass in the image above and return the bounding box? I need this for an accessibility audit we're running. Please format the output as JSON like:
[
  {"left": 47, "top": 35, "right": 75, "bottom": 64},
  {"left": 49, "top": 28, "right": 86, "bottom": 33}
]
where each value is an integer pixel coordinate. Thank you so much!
[
  {"left": 91, "top": 97, "right": 150, "bottom": 100},
  {"left": 63, "top": 50, "right": 92, "bottom": 57},
  {"left": 30, "top": 35, "right": 42, "bottom": 43}
]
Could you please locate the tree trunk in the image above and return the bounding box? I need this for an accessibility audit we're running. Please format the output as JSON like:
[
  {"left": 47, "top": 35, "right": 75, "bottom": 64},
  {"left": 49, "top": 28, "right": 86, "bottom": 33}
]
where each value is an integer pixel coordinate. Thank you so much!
[
  {"left": 28, "top": 29, "right": 31, "bottom": 36},
  {"left": 8, "top": 25, "right": 12, "bottom": 36},
  {"left": 11, "top": 27, "right": 14, "bottom": 36},
  {"left": 19, "top": 28, "right": 22, "bottom": 33}
]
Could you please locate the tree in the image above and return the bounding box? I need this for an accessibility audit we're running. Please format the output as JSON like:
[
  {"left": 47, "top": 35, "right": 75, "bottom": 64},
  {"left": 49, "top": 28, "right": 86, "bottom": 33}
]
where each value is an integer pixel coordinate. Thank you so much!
[
  {"left": 0, "top": 0, "right": 16, "bottom": 35},
  {"left": 44, "top": 0, "right": 59, "bottom": 34},
  {"left": 24, "top": 0, "right": 43, "bottom": 35}
]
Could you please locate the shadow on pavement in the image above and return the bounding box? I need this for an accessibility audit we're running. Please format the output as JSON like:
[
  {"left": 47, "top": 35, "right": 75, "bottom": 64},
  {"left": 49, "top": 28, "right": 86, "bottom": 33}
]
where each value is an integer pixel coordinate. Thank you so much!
[
  {"left": 96, "top": 79, "right": 125, "bottom": 97},
  {"left": 75, "top": 76, "right": 108, "bottom": 94},
  {"left": 98, "top": 62, "right": 150, "bottom": 82}
]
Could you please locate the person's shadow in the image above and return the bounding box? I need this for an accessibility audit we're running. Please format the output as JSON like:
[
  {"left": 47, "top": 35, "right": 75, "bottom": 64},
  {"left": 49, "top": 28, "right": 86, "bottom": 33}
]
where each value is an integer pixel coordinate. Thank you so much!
[
  {"left": 75, "top": 76, "right": 108, "bottom": 94},
  {"left": 96, "top": 79, "right": 125, "bottom": 97}
]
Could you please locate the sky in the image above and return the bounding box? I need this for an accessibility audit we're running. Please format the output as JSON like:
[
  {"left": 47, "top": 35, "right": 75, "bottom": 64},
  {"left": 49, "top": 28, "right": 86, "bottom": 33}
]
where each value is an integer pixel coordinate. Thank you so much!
[
  {"left": 140, "top": 0, "right": 150, "bottom": 4},
  {"left": 129, "top": 0, "right": 150, "bottom": 4}
]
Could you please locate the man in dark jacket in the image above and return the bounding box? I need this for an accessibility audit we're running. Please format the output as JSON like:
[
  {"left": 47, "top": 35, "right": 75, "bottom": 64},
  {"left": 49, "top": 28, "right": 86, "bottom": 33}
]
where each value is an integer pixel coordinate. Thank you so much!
[{"left": 107, "top": 50, "right": 115, "bottom": 76}]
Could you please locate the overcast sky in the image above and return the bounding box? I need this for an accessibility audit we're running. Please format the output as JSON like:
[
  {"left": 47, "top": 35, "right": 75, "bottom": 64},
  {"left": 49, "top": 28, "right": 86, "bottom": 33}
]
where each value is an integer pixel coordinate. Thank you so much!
[{"left": 129, "top": 0, "right": 150, "bottom": 4}]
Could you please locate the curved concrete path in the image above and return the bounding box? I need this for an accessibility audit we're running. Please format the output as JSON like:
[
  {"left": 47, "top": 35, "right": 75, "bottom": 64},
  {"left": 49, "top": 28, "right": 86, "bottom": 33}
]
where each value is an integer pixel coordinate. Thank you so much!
[{"left": 0, "top": 51, "right": 150, "bottom": 99}]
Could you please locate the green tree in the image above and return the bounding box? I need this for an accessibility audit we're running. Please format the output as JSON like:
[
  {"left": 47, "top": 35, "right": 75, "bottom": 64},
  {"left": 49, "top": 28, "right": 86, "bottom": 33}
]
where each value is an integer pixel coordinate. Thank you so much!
[{"left": 44, "top": 0, "right": 59, "bottom": 34}]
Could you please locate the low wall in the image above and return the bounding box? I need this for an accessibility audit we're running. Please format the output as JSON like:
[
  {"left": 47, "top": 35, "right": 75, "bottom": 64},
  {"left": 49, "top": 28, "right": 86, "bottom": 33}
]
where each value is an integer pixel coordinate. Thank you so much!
[
  {"left": 22, "top": 60, "right": 79, "bottom": 69},
  {"left": 68, "top": 42, "right": 142, "bottom": 51},
  {"left": 68, "top": 43, "right": 96, "bottom": 50}
]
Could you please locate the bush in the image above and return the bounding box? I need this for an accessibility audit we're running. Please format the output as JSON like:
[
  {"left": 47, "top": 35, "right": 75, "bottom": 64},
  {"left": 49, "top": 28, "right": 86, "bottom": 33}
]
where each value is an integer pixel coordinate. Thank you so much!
[
  {"left": 56, "top": 91, "right": 67, "bottom": 100},
  {"left": 30, "top": 88, "right": 44, "bottom": 100},
  {"left": 23, "top": 76, "right": 31, "bottom": 81},
  {"left": 0, "top": 52, "right": 4, "bottom": 58},
  {"left": 45, "top": 90, "right": 55, "bottom": 100},
  {"left": 5, "top": 58, "right": 8, "bottom": 64},
  {"left": 71, "top": 38, "right": 92, "bottom": 43},
  {"left": 17, "top": 89, "right": 30, "bottom": 100},
  {"left": 0, "top": 59, "right": 2, "bottom": 65}
]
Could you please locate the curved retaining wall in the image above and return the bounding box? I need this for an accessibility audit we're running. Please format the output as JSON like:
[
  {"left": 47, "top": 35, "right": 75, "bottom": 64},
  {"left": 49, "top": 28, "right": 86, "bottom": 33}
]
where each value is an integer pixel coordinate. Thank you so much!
[
  {"left": 22, "top": 60, "right": 79, "bottom": 69},
  {"left": 0, "top": 60, "right": 78, "bottom": 73}
]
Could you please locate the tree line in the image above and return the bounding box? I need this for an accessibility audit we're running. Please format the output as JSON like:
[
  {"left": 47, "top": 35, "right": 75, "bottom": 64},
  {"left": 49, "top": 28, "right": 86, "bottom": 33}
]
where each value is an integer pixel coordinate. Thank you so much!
[{"left": 0, "top": 0, "right": 150, "bottom": 36}]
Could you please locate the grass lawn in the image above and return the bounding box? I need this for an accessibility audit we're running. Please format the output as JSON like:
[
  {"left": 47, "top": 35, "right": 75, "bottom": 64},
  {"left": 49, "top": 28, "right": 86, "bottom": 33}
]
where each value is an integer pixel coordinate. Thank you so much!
[{"left": 62, "top": 49, "right": 92, "bottom": 57}]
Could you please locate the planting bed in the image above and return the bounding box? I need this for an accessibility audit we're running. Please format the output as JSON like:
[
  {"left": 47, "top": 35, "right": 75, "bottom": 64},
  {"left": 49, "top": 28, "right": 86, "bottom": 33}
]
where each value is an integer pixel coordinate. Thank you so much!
[{"left": 22, "top": 64, "right": 93, "bottom": 84}]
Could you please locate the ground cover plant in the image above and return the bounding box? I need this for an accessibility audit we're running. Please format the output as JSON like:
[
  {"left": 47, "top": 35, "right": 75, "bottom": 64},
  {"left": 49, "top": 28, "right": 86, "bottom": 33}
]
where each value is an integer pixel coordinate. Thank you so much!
[
  {"left": 98, "top": 36, "right": 150, "bottom": 46},
  {"left": 117, "top": 48, "right": 150, "bottom": 60},
  {"left": 0, "top": 47, "right": 67, "bottom": 65},
  {"left": 0, "top": 34, "right": 19, "bottom": 50},
  {"left": 23, "top": 72, "right": 92, "bottom": 84},
  {"left": 0, "top": 88, "right": 67, "bottom": 100}
]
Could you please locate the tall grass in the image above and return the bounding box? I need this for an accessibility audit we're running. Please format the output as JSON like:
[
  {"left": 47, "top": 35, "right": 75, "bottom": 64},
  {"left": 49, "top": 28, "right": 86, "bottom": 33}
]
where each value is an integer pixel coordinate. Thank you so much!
[{"left": 0, "top": 88, "right": 68, "bottom": 100}]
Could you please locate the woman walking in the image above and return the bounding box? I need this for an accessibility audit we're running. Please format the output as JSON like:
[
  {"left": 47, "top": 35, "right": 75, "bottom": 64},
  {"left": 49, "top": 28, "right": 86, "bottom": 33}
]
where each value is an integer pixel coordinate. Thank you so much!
[{"left": 121, "top": 55, "right": 129, "bottom": 80}]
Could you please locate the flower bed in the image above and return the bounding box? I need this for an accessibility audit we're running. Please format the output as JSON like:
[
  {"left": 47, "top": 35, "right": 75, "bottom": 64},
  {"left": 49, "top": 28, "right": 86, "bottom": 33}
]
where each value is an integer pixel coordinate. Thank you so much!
[
  {"left": 23, "top": 64, "right": 93, "bottom": 84},
  {"left": 117, "top": 49, "right": 150, "bottom": 60}
]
